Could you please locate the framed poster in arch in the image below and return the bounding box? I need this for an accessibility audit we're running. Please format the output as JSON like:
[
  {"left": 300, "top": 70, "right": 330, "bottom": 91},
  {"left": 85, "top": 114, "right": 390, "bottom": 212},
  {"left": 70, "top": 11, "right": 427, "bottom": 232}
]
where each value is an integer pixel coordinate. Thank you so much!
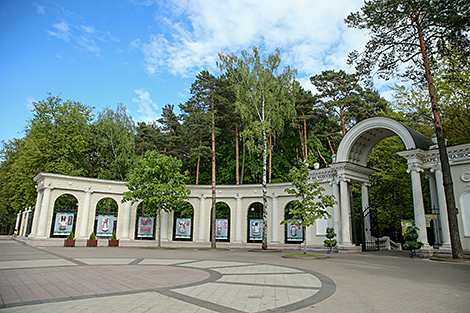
[
  {"left": 175, "top": 218, "right": 192, "bottom": 239},
  {"left": 286, "top": 219, "right": 303, "bottom": 242},
  {"left": 53, "top": 213, "right": 74, "bottom": 235},
  {"left": 216, "top": 219, "right": 229, "bottom": 240},
  {"left": 249, "top": 219, "right": 264, "bottom": 240},
  {"left": 96, "top": 215, "right": 115, "bottom": 236},
  {"left": 137, "top": 217, "right": 154, "bottom": 238}
]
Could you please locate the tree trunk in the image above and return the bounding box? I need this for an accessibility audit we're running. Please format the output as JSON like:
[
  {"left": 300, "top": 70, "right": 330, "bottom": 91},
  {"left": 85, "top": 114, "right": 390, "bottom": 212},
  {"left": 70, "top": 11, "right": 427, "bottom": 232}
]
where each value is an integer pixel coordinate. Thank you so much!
[
  {"left": 235, "top": 123, "right": 240, "bottom": 185},
  {"left": 157, "top": 210, "right": 161, "bottom": 248},
  {"left": 241, "top": 129, "right": 246, "bottom": 184},
  {"left": 416, "top": 17, "right": 463, "bottom": 259},
  {"left": 211, "top": 96, "right": 217, "bottom": 249},
  {"left": 303, "top": 117, "right": 308, "bottom": 161},
  {"left": 262, "top": 126, "right": 268, "bottom": 250},
  {"left": 269, "top": 132, "right": 272, "bottom": 183},
  {"left": 196, "top": 140, "right": 202, "bottom": 185}
]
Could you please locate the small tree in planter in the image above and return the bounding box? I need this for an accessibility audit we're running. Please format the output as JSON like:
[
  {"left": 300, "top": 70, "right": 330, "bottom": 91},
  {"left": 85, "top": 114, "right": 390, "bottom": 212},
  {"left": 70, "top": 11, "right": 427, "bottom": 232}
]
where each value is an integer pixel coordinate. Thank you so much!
[
  {"left": 87, "top": 232, "right": 97, "bottom": 247},
  {"left": 108, "top": 231, "right": 119, "bottom": 247},
  {"left": 324, "top": 227, "right": 338, "bottom": 254},
  {"left": 403, "top": 225, "right": 423, "bottom": 257},
  {"left": 64, "top": 231, "right": 75, "bottom": 247}
]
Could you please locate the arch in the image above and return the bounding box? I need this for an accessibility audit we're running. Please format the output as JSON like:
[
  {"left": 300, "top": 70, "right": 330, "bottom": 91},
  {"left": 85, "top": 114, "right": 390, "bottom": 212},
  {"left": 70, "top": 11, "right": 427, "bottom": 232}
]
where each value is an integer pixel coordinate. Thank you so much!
[
  {"left": 284, "top": 200, "right": 303, "bottom": 244},
  {"left": 50, "top": 194, "right": 79, "bottom": 237},
  {"left": 173, "top": 201, "right": 194, "bottom": 241},
  {"left": 460, "top": 191, "right": 470, "bottom": 237},
  {"left": 336, "top": 117, "right": 431, "bottom": 166},
  {"left": 247, "top": 202, "right": 263, "bottom": 242},
  {"left": 214, "top": 202, "right": 231, "bottom": 241},
  {"left": 95, "top": 197, "right": 119, "bottom": 238}
]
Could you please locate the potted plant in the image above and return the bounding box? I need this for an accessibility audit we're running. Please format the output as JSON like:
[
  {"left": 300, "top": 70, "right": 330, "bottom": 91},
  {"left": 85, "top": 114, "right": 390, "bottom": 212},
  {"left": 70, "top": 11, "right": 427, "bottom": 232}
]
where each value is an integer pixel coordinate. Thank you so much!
[
  {"left": 64, "top": 231, "right": 75, "bottom": 247},
  {"left": 324, "top": 227, "right": 338, "bottom": 254},
  {"left": 403, "top": 225, "right": 423, "bottom": 257},
  {"left": 87, "top": 232, "right": 98, "bottom": 247},
  {"left": 108, "top": 231, "right": 119, "bottom": 247}
]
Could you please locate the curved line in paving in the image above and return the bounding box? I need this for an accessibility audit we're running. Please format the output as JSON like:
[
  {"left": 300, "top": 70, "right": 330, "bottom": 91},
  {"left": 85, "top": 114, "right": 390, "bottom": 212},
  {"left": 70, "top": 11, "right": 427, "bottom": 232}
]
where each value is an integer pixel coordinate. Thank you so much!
[{"left": 0, "top": 259, "right": 336, "bottom": 312}]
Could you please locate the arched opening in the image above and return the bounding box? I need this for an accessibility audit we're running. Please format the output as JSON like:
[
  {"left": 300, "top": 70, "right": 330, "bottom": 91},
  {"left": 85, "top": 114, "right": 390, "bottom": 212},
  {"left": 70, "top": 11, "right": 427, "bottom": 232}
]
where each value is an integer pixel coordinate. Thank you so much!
[
  {"left": 135, "top": 202, "right": 155, "bottom": 240},
  {"left": 247, "top": 202, "right": 263, "bottom": 243},
  {"left": 209, "top": 202, "right": 231, "bottom": 242},
  {"left": 173, "top": 202, "right": 194, "bottom": 241},
  {"left": 284, "top": 200, "right": 303, "bottom": 244},
  {"left": 95, "top": 197, "right": 118, "bottom": 238},
  {"left": 50, "top": 194, "right": 78, "bottom": 238}
]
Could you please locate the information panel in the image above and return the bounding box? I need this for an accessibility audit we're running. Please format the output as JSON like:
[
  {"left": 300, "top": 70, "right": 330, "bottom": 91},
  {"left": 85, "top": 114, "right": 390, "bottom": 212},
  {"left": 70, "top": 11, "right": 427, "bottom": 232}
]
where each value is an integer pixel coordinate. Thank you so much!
[
  {"left": 286, "top": 219, "right": 303, "bottom": 242},
  {"left": 97, "top": 215, "right": 115, "bottom": 236},
  {"left": 215, "top": 219, "right": 229, "bottom": 240},
  {"left": 175, "top": 218, "right": 192, "bottom": 238},
  {"left": 53, "top": 213, "right": 74, "bottom": 235},
  {"left": 249, "top": 219, "right": 264, "bottom": 240},
  {"left": 137, "top": 217, "right": 154, "bottom": 238}
]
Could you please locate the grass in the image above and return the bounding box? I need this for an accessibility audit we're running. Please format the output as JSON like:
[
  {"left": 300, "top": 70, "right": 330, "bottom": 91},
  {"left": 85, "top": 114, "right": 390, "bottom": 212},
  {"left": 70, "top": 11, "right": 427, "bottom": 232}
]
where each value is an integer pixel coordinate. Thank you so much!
[{"left": 284, "top": 253, "right": 327, "bottom": 258}]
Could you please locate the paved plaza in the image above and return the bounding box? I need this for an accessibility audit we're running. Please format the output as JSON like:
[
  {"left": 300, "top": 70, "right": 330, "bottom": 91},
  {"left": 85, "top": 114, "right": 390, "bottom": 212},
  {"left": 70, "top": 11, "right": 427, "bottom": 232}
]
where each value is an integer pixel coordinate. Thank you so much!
[{"left": 0, "top": 240, "right": 469, "bottom": 312}]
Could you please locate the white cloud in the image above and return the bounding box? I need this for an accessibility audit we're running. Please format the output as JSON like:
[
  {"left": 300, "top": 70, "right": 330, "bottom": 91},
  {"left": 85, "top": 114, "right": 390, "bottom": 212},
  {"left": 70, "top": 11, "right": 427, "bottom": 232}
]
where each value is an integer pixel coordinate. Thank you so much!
[
  {"left": 137, "top": 0, "right": 367, "bottom": 79},
  {"left": 47, "top": 21, "right": 71, "bottom": 41},
  {"left": 132, "top": 89, "right": 160, "bottom": 122}
]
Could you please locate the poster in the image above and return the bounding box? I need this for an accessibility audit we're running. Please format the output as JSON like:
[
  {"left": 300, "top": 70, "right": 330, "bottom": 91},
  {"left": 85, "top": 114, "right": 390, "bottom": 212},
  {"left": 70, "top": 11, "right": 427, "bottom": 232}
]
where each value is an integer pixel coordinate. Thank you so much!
[
  {"left": 286, "top": 219, "right": 303, "bottom": 241},
  {"left": 401, "top": 219, "right": 414, "bottom": 236},
  {"left": 53, "top": 213, "right": 74, "bottom": 235},
  {"left": 215, "top": 219, "right": 229, "bottom": 240},
  {"left": 97, "top": 215, "right": 115, "bottom": 236},
  {"left": 249, "top": 219, "right": 264, "bottom": 240},
  {"left": 175, "top": 218, "right": 192, "bottom": 238},
  {"left": 137, "top": 217, "right": 154, "bottom": 238},
  {"left": 425, "top": 214, "right": 437, "bottom": 228}
]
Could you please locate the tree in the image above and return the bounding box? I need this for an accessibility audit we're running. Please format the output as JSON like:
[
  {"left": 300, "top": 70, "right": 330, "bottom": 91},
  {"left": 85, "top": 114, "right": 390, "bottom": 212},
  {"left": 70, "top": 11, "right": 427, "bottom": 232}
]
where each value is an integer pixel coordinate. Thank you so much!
[
  {"left": 345, "top": 0, "right": 470, "bottom": 259},
  {"left": 122, "top": 151, "right": 189, "bottom": 247},
  {"left": 310, "top": 70, "right": 387, "bottom": 136},
  {"left": 283, "top": 162, "right": 336, "bottom": 254},
  {"left": 1, "top": 95, "right": 92, "bottom": 216},
  {"left": 92, "top": 104, "right": 136, "bottom": 181},
  {"left": 218, "top": 46, "right": 297, "bottom": 249}
]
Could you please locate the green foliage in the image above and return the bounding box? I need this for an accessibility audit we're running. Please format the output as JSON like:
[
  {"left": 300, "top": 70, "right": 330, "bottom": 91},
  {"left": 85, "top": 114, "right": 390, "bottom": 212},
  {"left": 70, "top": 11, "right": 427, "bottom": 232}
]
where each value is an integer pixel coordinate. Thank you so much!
[
  {"left": 67, "top": 231, "right": 74, "bottom": 240},
  {"left": 324, "top": 227, "right": 337, "bottom": 247},
  {"left": 123, "top": 151, "right": 190, "bottom": 217},
  {"left": 92, "top": 103, "right": 136, "bottom": 181},
  {"left": 89, "top": 232, "right": 96, "bottom": 240},
  {"left": 111, "top": 231, "right": 117, "bottom": 241},
  {"left": 403, "top": 225, "right": 423, "bottom": 250}
]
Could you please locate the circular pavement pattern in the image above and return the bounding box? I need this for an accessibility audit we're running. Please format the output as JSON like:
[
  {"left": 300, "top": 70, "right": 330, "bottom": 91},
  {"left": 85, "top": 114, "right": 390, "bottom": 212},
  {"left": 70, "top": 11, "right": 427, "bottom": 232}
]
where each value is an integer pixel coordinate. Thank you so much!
[{"left": 1, "top": 258, "right": 335, "bottom": 312}]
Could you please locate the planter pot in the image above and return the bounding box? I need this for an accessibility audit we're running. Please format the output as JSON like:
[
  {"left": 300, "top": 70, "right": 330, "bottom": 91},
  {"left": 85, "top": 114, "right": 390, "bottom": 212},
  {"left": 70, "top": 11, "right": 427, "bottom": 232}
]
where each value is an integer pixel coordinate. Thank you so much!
[
  {"left": 87, "top": 239, "right": 98, "bottom": 247},
  {"left": 64, "top": 239, "right": 75, "bottom": 247},
  {"left": 108, "top": 239, "right": 119, "bottom": 247}
]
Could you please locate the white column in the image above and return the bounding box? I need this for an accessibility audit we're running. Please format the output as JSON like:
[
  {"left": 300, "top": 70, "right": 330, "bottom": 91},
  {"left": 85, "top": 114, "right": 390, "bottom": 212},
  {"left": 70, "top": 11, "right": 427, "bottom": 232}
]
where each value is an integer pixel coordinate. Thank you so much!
[
  {"left": 271, "top": 195, "right": 279, "bottom": 243},
  {"left": 409, "top": 167, "right": 429, "bottom": 247},
  {"left": 340, "top": 178, "right": 352, "bottom": 245},
  {"left": 160, "top": 210, "right": 169, "bottom": 241},
  {"left": 121, "top": 201, "right": 131, "bottom": 240},
  {"left": 331, "top": 179, "right": 341, "bottom": 242},
  {"left": 30, "top": 189, "right": 44, "bottom": 237},
  {"left": 78, "top": 190, "right": 92, "bottom": 239},
  {"left": 19, "top": 210, "right": 27, "bottom": 236},
  {"left": 235, "top": 195, "right": 242, "bottom": 242},
  {"left": 434, "top": 167, "right": 451, "bottom": 248},
  {"left": 15, "top": 212, "right": 21, "bottom": 234},
  {"left": 197, "top": 195, "right": 206, "bottom": 242},
  {"left": 36, "top": 187, "right": 52, "bottom": 238},
  {"left": 361, "top": 183, "right": 372, "bottom": 241}
]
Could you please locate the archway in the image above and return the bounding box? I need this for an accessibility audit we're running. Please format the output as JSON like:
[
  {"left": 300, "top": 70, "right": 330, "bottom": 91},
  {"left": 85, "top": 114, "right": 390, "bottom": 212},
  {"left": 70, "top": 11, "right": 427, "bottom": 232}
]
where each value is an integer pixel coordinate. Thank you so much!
[
  {"left": 173, "top": 202, "right": 194, "bottom": 241},
  {"left": 284, "top": 200, "right": 303, "bottom": 244},
  {"left": 247, "top": 202, "right": 263, "bottom": 243},
  {"left": 333, "top": 116, "right": 432, "bottom": 247},
  {"left": 95, "top": 197, "right": 119, "bottom": 238},
  {"left": 50, "top": 194, "right": 78, "bottom": 238},
  {"left": 135, "top": 202, "right": 155, "bottom": 240},
  {"left": 210, "top": 202, "right": 231, "bottom": 242}
]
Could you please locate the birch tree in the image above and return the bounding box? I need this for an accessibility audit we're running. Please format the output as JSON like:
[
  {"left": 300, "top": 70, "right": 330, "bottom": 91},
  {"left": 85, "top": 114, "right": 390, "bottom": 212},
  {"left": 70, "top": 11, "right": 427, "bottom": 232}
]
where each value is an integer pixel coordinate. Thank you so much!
[{"left": 218, "top": 47, "right": 297, "bottom": 249}]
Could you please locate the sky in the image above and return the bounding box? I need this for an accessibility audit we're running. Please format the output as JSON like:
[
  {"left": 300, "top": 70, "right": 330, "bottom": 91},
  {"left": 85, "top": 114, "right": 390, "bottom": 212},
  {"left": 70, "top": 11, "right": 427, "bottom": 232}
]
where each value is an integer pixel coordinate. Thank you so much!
[{"left": 0, "top": 0, "right": 395, "bottom": 145}]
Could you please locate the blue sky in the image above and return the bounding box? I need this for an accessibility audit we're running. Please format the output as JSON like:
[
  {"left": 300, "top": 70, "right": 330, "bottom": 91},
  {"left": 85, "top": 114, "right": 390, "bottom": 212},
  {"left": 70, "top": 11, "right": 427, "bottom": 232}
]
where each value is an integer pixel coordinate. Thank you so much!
[{"left": 1, "top": 0, "right": 391, "bottom": 144}]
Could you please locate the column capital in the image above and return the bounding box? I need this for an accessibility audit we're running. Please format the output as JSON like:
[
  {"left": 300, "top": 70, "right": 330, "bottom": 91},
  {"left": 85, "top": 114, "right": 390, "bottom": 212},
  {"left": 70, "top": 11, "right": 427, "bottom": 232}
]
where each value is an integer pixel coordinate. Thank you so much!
[{"left": 407, "top": 162, "right": 424, "bottom": 173}]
